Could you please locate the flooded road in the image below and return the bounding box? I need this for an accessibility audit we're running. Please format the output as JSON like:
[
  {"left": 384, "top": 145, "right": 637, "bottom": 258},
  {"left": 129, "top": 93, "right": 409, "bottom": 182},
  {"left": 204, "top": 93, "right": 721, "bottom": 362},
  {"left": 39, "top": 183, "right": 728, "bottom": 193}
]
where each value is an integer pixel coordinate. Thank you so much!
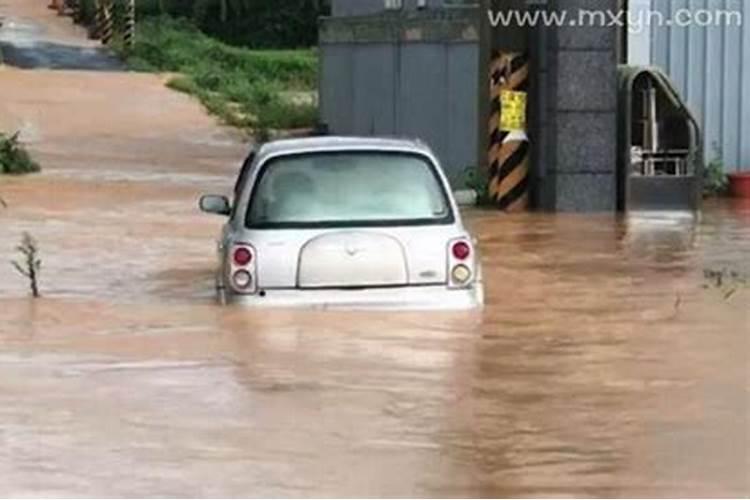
[{"left": 1, "top": 1, "right": 749, "bottom": 497}]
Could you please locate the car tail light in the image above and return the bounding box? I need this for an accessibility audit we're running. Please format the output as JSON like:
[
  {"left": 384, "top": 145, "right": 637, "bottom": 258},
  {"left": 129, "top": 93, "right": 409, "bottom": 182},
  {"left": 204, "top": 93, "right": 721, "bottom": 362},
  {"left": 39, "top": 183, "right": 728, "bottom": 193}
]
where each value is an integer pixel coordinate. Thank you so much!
[
  {"left": 452, "top": 241, "right": 471, "bottom": 261},
  {"left": 229, "top": 243, "right": 257, "bottom": 294},
  {"left": 233, "top": 247, "right": 253, "bottom": 266},
  {"left": 232, "top": 270, "right": 253, "bottom": 289},
  {"left": 448, "top": 238, "right": 475, "bottom": 289},
  {"left": 451, "top": 264, "right": 472, "bottom": 285}
]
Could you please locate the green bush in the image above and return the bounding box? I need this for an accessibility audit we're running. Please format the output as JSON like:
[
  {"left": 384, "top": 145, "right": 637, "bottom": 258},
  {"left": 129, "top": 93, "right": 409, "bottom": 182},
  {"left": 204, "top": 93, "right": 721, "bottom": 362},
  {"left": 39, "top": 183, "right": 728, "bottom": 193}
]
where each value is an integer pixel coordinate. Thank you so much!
[
  {"left": 463, "top": 165, "right": 493, "bottom": 206},
  {"left": 76, "top": 0, "right": 328, "bottom": 48},
  {"left": 704, "top": 143, "right": 728, "bottom": 196},
  {"left": 0, "top": 132, "right": 41, "bottom": 175},
  {"left": 119, "top": 17, "right": 318, "bottom": 135},
  {"left": 122, "top": 17, "right": 317, "bottom": 86},
  {"left": 133, "top": 0, "right": 329, "bottom": 49}
]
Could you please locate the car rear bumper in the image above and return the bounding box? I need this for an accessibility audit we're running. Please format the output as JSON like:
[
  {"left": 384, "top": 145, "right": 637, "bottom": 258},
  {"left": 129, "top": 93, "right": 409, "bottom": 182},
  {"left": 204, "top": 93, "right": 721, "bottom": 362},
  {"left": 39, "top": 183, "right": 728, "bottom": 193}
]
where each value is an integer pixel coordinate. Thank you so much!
[{"left": 222, "top": 283, "right": 484, "bottom": 311}]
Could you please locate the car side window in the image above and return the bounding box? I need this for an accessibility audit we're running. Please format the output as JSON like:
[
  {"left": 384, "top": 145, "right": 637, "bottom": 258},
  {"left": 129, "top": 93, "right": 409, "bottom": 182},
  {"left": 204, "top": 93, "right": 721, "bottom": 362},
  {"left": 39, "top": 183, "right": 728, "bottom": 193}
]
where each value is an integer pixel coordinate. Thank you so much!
[
  {"left": 230, "top": 152, "right": 256, "bottom": 220},
  {"left": 234, "top": 152, "right": 256, "bottom": 199}
]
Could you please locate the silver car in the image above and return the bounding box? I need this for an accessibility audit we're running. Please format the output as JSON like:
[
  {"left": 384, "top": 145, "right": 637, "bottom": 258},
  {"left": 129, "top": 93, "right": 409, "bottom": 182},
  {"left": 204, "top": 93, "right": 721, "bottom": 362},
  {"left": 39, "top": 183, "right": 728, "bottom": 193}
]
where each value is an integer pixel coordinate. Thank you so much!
[{"left": 199, "top": 136, "right": 483, "bottom": 310}]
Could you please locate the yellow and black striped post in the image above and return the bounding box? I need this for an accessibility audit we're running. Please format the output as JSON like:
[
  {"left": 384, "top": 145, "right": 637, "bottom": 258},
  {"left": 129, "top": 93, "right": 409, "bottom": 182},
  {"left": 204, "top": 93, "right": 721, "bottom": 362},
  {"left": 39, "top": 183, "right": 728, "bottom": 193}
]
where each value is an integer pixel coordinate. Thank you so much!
[
  {"left": 123, "top": 0, "right": 136, "bottom": 49},
  {"left": 487, "top": 51, "right": 531, "bottom": 212},
  {"left": 96, "top": 0, "right": 114, "bottom": 45},
  {"left": 91, "top": 0, "right": 103, "bottom": 39}
]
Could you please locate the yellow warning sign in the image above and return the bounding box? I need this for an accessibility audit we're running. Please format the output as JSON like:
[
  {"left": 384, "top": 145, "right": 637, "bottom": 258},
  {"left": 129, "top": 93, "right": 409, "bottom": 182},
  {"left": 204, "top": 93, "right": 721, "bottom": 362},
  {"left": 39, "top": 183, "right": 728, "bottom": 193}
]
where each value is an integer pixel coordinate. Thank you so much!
[{"left": 500, "top": 90, "right": 527, "bottom": 132}]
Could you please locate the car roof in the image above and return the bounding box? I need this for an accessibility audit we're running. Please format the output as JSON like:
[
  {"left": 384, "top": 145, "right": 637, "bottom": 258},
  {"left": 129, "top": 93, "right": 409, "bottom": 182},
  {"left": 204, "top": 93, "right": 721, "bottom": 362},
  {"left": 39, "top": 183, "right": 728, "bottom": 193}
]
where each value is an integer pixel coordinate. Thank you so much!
[{"left": 256, "top": 136, "right": 434, "bottom": 158}]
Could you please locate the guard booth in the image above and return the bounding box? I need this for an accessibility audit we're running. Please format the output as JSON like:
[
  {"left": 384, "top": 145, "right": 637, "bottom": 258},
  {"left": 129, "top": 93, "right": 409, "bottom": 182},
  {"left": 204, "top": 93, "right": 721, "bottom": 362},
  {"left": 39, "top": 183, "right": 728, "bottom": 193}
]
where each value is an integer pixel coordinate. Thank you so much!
[{"left": 617, "top": 66, "right": 703, "bottom": 211}]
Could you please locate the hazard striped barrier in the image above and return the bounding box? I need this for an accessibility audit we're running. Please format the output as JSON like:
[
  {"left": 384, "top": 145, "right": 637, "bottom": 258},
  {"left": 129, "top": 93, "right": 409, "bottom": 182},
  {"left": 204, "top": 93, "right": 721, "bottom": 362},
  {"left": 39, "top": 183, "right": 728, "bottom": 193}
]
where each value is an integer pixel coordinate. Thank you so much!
[
  {"left": 123, "top": 0, "right": 135, "bottom": 49},
  {"left": 96, "top": 0, "right": 114, "bottom": 45},
  {"left": 488, "top": 51, "right": 530, "bottom": 212}
]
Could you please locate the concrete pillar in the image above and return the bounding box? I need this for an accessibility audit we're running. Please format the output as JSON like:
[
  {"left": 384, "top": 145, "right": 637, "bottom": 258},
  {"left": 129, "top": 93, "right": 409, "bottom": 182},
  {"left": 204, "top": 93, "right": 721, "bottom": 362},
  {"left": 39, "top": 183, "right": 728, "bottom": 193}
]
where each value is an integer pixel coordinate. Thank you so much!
[{"left": 531, "top": 0, "right": 620, "bottom": 212}]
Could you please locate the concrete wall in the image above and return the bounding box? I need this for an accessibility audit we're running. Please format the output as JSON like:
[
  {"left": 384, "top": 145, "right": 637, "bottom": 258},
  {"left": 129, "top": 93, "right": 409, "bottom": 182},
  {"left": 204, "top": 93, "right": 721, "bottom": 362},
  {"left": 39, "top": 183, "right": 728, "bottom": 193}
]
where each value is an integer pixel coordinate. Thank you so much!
[
  {"left": 531, "top": 0, "right": 620, "bottom": 212},
  {"left": 629, "top": 0, "right": 749, "bottom": 173},
  {"left": 319, "top": 10, "right": 480, "bottom": 185}
]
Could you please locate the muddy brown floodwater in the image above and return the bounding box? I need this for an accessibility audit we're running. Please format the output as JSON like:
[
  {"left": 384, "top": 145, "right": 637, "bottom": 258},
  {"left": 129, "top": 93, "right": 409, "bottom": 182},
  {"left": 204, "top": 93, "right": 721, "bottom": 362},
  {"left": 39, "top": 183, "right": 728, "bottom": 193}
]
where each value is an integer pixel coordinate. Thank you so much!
[{"left": 1, "top": 2, "right": 749, "bottom": 497}]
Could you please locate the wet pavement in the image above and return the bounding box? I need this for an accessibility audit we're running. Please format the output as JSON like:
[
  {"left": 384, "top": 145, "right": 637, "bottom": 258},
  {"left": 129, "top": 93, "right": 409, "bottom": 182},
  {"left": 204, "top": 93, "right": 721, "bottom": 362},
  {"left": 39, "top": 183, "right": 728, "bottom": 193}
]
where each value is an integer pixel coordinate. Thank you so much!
[{"left": 1, "top": 1, "right": 749, "bottom": 497}]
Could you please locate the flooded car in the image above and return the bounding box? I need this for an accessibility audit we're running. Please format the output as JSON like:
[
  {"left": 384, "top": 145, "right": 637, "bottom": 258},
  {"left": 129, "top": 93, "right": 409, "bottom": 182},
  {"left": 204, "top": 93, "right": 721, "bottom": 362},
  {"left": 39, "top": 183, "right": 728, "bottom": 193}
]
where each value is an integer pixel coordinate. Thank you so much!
[{"left": 199, "top": 137, "right": 484, "bottom": 309}]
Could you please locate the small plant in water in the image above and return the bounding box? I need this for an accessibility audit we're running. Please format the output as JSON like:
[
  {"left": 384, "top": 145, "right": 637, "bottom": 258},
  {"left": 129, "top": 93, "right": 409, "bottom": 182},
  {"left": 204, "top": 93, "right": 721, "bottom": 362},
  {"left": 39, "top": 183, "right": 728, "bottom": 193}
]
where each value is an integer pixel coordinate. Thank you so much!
[
  {"left": 12, "top": 232, "right": 42, "bottom": 298},
  {"left": 703, "top": 267, "right": 748, "bottom": 301},
  {"left": 0, "top": 131, "right": 41, "bottom": 175}
]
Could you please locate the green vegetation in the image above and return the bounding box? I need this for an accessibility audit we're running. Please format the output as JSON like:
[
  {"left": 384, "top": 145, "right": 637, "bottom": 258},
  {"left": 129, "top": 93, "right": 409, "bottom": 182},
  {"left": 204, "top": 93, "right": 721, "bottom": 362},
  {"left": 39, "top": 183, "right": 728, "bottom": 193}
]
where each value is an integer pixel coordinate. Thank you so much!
[
  {"left": 1, "top": 132, "right": 41, "bottom": 175},
  {"left": 116, "top": 17, "right": 318, "bottom": 136},
  {"left": 72, "top": 0, "right": 323, "bottom": 135},
  {"left": 704, "top": 143, "right": 728, "bottom": 196},
  {"left": 137, "top": 0, "right": 327, "bottom": 49},
  {"left": 463, "top": 166, "right": 493, "bottom": 206},
  {"left": 77, "top": 0, "right": 328, "bottom": 48}
]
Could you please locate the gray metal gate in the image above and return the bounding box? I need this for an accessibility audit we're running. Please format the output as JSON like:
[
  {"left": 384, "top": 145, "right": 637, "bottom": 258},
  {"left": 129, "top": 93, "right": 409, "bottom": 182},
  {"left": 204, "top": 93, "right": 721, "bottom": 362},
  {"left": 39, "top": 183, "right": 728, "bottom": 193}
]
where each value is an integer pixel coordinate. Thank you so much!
[{"left": 319, "top": 10, "right": 480, "bottom": 185}]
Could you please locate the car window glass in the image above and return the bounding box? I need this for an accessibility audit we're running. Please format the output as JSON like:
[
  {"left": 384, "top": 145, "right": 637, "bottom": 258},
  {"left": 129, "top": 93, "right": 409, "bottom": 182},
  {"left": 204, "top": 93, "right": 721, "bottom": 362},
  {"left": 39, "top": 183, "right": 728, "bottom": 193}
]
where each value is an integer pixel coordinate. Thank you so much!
[
  {"left": 247, "top": 152, "right": 451, "bottom": 227},
  {"left": 234, "top": 152, "right": 256, "bottom": 197}
]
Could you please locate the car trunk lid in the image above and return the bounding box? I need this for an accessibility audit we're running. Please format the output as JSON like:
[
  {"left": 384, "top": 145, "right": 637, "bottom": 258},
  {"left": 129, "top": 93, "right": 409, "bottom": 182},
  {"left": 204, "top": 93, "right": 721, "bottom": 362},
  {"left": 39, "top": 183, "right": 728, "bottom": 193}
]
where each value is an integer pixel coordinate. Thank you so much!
[
  {"left": 298, "top": 232, "right": 407, "bottom": 289},
  {"left": 250, "top": 227, "right": 455, "bottom": 290}
]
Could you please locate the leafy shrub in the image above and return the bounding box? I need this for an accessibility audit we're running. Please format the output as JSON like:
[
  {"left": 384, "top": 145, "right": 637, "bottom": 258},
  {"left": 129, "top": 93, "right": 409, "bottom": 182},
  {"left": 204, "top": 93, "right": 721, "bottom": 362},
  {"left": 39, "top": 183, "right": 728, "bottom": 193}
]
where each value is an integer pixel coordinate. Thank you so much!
[
  {"left": 77, "top": 0, "right": 328, "bottom": 48},
  {"left": 134, "top": 0, "right": 329, "bottom": 49},
  {"left": 463, "top": 165, "right": 493, "bottom": 206},
  {"left": 704, "top": 143, "right": 728, "bottom": 196},
  {"left": 0, "top": 132, "right": 41, "bottom": 175}
]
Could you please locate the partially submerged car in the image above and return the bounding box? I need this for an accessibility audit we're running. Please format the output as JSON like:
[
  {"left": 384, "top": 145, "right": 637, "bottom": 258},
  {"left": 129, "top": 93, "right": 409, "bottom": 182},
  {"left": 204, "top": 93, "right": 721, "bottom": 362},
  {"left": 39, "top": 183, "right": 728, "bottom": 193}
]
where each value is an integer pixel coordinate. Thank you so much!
[{"left": 200, "top": 137, "right": 483, "bottom": 310}]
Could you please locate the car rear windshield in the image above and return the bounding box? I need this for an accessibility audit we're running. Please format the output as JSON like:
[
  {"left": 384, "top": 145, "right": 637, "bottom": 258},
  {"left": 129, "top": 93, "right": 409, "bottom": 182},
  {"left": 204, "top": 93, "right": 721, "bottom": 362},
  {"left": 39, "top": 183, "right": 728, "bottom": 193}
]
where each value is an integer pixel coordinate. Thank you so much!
[{"left": 246, "top": 151, "right": 453, "bottom": 229}]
